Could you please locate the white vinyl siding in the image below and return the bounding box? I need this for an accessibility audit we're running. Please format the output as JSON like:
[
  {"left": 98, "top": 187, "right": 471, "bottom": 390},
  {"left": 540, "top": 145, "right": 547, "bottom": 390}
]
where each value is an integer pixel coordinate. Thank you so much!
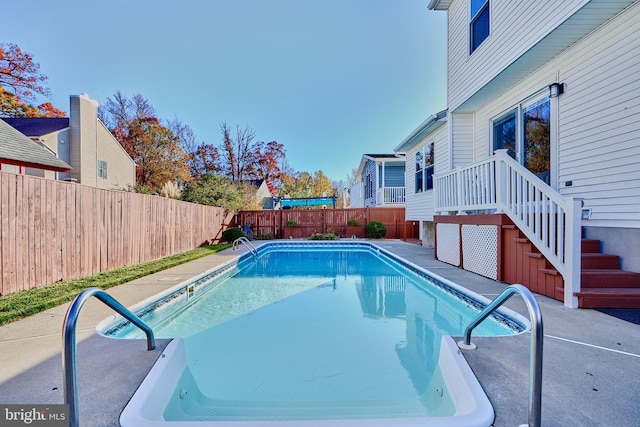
[
  {"left": 447, "top": 0, "right": 587, "bottom": 110},
  {"left": 405, "top": 125, "right": 449, "bottom": 222},
  {"left": 555, "top": 1, "right": 640, "bottom": 227},
  {"left": 465, "top": 0, "right": 640, "bottom": 228},
  {"left": 450, "top": 112, "right": 474, "bottom": 168}
]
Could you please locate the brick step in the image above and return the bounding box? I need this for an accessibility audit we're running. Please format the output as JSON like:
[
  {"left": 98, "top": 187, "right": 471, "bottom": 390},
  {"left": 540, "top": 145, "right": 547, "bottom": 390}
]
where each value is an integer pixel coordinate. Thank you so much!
[
  {"left": 574, "top": 288, "right": 640, "bottom": 309},
  {"left": 581, "top": 253, "right": 620, "bottom": 269},
  {"left": 581, "top": 239, "right": 601, "bottom": 253},
  {"left": 581, "top": 269, "right": 640, "bottom": 288}
]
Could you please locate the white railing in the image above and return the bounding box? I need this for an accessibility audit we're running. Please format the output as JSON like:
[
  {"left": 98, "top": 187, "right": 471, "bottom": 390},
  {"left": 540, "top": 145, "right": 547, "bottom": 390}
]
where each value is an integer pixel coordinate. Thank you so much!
[
  {"left": 378, "top": 187, "right": 405, "bottom": 205},
  {"left": 435, "top": 150, "right": 581, "bottom": 308}
]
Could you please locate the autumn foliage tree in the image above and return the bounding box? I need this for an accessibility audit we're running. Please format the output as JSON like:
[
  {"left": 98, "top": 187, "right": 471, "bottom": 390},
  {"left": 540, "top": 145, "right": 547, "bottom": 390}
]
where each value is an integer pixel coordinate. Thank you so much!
[
  {"left": 0, "top": 43, "right": 66, "bottom": 117},
  {"left": 218, "top": 122, "right": 285, "bottom": 183},
  {"left": 100, "top": 91, "right": 190, "bottom": 192},
  {"left": 169, "top": 118, "right": 220, "bottom": 179}
]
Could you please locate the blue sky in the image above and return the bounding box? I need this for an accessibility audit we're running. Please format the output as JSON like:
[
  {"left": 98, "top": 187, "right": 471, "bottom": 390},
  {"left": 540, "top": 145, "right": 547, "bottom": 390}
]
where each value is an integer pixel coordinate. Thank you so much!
[{"left": 2, "top": 0, "right": 447, "bottom": 182}]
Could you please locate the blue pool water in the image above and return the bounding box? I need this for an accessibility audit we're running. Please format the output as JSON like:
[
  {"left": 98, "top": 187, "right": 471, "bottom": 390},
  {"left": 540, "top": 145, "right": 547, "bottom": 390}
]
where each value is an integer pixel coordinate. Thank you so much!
[{"left": 106, "top": 243, "right": 524, "bottom": 424}]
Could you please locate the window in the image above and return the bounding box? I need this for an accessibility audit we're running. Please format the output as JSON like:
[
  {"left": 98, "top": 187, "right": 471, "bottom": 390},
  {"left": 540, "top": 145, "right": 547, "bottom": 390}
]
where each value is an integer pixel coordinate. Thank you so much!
[
  {"left": 493, "top": 110, "right": 516, "bottom": 158},
  {"left": 415, "top": 150, "right": 423, "bottom": 193},
  {"left": 470, "top": 0, "right": 490, "bottom": 53},
  {"left": 415, "top": 143, "right": 435, "bottom": 193},
  {"left": 492, "top": 96, "right": 550, "bottom": 184},
  {"left": 98, "top": 160, "right": 108, "bottom": 179},
  {"left": 364, "top": 170, "right": 374, "bottom": 199}
]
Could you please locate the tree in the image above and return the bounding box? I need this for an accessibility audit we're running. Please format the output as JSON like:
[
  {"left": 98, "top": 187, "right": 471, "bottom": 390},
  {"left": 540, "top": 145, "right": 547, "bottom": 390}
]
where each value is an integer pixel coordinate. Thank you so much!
[
  {"left": 168, "top": 117, "right": 220, "bottom": 179},
  {"left": 101, "top": 92, "right": 190, "bottom": 192},
  {"left": 181, "top": 174, "right": 245, "bottom": 211},
  {"left": 219, "top": 122, "right": 258, "bottom": 182},
  {"left": 0, "top": 87, "right": 66, "bottom": 117},
  {"left": 128, "top": 117, "right": 190, "bottom": 191},
  {"left": 277, "top": 170, "right": 335, "bottom": 203},
  {"left": 254, "top": 140, "right": 286, "bottom": 181},
  {"left": 311, "top": 171, "right": 333, "bottom": 197},
  {"left": 0, "top": 43, "right": 65, "bottom": 117}
]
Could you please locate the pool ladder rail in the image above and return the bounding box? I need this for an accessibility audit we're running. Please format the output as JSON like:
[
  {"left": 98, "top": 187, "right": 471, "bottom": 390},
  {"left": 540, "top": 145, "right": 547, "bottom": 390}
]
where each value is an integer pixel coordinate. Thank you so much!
[
  {"left": 62, "top": 288, "right": 156, "bottom": 427},
  {"left": 232, "top": 236, "right": 258, "bottom": 257},
  {"left": 457, "top": 284, "right": 543, "bottom": 427}
]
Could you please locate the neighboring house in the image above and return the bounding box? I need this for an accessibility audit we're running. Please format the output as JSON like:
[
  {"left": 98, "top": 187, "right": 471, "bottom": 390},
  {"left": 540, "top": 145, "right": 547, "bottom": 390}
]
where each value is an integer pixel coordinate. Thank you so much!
[
  {"left": 4, "top": 94, "right": 135, "bottom": 189},
  {"left": 394, "top": 110, "right": 447, "bottom": 248},
  {"left": 349, "top": 154, "right": 405, "bottom": 208},
  {"left": 425, "top": 0, "right": 640, "bottom": 308},
  {"left": 245, "top": 179, "right": 277, "bottom": 209},
  {"left": 0, "top": 118, "right": 71, "bottom": 174}
]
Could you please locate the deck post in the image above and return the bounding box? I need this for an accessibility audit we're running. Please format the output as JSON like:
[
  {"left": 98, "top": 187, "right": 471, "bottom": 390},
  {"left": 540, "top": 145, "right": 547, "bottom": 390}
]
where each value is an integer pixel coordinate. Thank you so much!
[{"left": 563, "top": 198, "right": 582, "bottom": 308}]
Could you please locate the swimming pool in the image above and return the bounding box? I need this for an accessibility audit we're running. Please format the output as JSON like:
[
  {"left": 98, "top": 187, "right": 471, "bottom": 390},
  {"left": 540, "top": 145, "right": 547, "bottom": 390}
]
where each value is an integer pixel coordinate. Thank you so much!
[{"left": 101, "top": 241, "right": 526, "bottom": 426}]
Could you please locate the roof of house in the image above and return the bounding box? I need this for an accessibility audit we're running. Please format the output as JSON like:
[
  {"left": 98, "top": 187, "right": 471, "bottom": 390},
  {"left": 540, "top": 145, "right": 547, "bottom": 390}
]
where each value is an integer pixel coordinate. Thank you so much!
[
  {"left": 0, "top": 119, "right": 71, "bottom": 172},
  {"left": 363, "top": 153, "right": 405, "bottom": 159},
  {"left": 427, "top": 0, "right": 451, "bottom": 11},
  {"left": 394, "top": 109, "right": 447, "bottom": 153},
  {"left": 2, "top": 117, "right": 70, "bottom": 137}
]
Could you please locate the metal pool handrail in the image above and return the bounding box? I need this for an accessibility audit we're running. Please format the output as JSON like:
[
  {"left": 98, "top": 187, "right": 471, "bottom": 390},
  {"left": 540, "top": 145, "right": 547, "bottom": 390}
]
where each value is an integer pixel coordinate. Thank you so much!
[
  {"left": 62, "top": 287, "right": 155, "bottom": 427},
  {"left": 232, "top": 236, "right": 258, "bottom": 257},
  {"left": 457, "top": 284, "right": 543, "bottom": 427}
]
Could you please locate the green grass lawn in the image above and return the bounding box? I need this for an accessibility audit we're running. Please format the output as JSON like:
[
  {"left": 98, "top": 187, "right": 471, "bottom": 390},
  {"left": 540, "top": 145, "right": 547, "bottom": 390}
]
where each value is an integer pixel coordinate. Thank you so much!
[{"left": 0, "top": 243, "right": 232, "bottom": 326}]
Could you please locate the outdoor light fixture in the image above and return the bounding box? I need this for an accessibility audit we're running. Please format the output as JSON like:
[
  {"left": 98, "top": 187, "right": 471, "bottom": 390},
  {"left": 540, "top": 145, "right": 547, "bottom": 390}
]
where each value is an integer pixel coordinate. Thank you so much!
[{"left": 549, "top": 82, "right": 565, "bottom": 98}]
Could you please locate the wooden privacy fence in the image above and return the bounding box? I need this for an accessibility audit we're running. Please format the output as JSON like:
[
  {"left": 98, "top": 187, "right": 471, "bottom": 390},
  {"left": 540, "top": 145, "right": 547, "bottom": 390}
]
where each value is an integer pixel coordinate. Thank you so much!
[
  {"left": 0, "top": 172, "right": 234, "bottom": 296},
  {"left": 236, "top": 207, "right": 418, "bottom": 240}
]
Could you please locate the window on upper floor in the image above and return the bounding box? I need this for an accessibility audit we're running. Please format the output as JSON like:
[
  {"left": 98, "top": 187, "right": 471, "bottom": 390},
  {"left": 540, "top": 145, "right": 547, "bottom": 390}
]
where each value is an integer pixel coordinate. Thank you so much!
[
  {"left": 415, "top": 142, "right": 435, "bottom": 193},
  {"left": 98, "top": 160, "right": 108, "bottom": 179},
  {"left": 470, "top": 0, "right": 490, "bottom": 54}
]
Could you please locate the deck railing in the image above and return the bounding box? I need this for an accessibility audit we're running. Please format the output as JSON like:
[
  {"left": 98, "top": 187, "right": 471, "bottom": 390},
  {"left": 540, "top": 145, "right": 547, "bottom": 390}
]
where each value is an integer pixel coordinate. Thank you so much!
[
  {"left": 434, "top": 150, "right": 581, "bottom": 308},
  {"left": 378, "top": 186, "right": 405, "bottom": 205}
]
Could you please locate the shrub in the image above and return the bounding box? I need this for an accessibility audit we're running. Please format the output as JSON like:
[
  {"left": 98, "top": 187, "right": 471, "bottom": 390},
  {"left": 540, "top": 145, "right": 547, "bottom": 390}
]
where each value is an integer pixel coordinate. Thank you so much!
[
  {"left": 285, "top": 219, "right": 298, "bottom": 227},
  {"left": 221, "top": 227, "right": 244, "bottom": 242},
  {"left": 365, "top": 221, "right": 387, "bottom": 239},
  {"left": 308, "top": 233, "right": 339, "bottom": 240},
  {"left": 254, "top": 232, "right": 276, "bottom": 240},
  {"left": 347, "top": 219, "right": 360, "bottom": 226}
]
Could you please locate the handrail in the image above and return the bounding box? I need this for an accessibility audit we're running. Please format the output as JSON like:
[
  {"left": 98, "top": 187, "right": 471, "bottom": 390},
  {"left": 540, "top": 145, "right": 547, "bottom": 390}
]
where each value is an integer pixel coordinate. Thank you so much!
[
  {"left": 457, "top": 284, "right": 543, "bottom": 427},
  {"left": 232, "top": 236, "right": 258, "bottom": 257},
  {"left": 62, "top": 287, "right": 155, "bottom": 427},
  {"left": 434, "top": 150, "right": 581, "bottom": 308}
]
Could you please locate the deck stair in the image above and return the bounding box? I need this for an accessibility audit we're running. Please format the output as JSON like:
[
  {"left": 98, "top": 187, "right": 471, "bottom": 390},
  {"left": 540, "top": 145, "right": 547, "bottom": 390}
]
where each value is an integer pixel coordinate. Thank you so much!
[
  {"left": 504, "top": 228, "right": 640, "bottom": 308},
  {"left": 573, "top": 239, "right": 640, "bottom": 309}
]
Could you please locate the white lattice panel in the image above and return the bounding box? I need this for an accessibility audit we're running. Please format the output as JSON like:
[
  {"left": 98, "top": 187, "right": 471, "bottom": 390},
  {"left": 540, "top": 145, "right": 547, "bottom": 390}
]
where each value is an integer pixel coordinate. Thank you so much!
[
  {"left": 462, "top": 225, "right": 498, "bottom": 280},
  {"left": 436, "top": 223, "right": 460, "bottom": 266}
]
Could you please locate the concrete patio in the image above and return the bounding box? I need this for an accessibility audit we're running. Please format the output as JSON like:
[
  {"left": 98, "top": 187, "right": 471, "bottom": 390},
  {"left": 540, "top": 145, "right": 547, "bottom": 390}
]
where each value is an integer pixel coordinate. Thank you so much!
[{"left": 0, "top": 240, "right": 638, "bottom": 426}]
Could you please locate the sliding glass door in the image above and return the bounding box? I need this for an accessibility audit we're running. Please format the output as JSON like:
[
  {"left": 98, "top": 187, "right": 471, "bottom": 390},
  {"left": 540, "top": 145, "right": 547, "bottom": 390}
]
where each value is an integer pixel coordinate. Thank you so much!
[{"left": 493, "top": 96, "right": 551, "bottom": 185}]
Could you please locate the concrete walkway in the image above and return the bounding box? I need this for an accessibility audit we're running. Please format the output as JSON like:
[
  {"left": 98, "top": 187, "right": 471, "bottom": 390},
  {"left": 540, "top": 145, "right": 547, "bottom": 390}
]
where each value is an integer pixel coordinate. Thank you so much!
[{"left": 0, "top": 241, "right": 638, "bottom": 426}]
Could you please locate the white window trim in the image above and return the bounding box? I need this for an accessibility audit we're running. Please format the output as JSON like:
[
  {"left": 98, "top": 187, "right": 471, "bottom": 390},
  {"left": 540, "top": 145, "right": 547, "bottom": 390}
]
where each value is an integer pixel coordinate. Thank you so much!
[
  {"left": 469, "top": 0, "right": 490, "bottom": 55},
  {"left": 489, "top": 89, "right": 557, "bottom": 189}
]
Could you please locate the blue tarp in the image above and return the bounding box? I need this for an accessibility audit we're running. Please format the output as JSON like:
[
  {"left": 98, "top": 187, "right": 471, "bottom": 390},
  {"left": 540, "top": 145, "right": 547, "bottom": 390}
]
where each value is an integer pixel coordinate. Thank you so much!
[{"left": 280, "top": 197, "right": 335, "bottom": 208}]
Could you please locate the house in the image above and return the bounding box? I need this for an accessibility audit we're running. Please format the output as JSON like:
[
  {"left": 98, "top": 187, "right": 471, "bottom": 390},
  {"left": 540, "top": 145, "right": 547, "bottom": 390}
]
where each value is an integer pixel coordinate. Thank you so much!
[
  {"left": 394, "top": 110, "right": 447, "bottom": 248},
  {"left": 0, "top": 118, "right": 71, "bottom": 173},
  {"left": 245, "top": 179, "right": 277, "bottom": 209},
  {"left": 349, "top": 154, "right": 406, "bottom": 208},
  {"left": 423, "top": 0, "right": 640, "bottom": 308},
  {"left": 3, "top": 94, "right": 135, "bottom": 189}
]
